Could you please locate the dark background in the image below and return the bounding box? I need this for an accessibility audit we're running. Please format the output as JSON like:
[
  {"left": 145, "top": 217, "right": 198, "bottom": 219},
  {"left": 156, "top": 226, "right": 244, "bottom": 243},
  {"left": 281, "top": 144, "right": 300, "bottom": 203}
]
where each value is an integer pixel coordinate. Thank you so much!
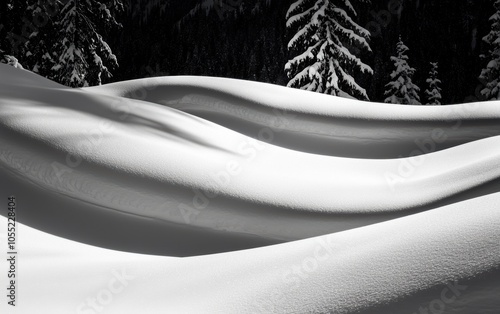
[
  {"left": 2, "top": 0, "right": 493, "bottom": 104},
  {"left": 108, "top": 0, "right": 494, "bottom": 104}
]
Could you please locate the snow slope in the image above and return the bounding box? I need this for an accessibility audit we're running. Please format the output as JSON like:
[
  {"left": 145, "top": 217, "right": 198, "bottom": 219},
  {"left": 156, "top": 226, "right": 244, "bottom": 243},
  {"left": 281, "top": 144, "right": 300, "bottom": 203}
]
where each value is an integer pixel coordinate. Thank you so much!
[
  {"left": 88, "top": 75, "right": 500, "bottom": 158},
  {"left": 0, "top": 64, "right": 499, "bottom": 313},
  {"left": 1, "top": 196, "right": 500, "bottom": 314}
]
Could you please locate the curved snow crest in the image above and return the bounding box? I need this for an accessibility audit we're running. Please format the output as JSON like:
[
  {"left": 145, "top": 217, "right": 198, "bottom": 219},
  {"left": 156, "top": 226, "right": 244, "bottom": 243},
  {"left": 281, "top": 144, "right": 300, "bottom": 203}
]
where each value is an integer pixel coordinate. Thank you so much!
[
  {"left": 1, "top": 64, "right": 500, "bottom": 256},
  {"left": 88, "top": 75, "right": 500, "bottom": 158}
]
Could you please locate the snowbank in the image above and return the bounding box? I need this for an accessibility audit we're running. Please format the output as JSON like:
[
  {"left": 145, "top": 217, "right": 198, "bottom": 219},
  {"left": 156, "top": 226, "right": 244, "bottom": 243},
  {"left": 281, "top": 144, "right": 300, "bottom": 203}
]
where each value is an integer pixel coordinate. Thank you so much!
[
  {"left": 88, "top": 75, "right": 500, "bottom": 158},
  {"left": 0, "top": 64, "right": 499, "bottom": 313},
  {"left": 1, "top": 194, "right": 499, "bottom": 313}
]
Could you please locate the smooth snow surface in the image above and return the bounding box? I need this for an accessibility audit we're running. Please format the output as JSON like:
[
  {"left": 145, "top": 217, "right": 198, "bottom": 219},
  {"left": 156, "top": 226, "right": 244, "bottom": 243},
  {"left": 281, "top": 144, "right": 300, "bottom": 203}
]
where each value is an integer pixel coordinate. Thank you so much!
[{"left": 1, "top": 64, "right": 499, "bottom": 313}]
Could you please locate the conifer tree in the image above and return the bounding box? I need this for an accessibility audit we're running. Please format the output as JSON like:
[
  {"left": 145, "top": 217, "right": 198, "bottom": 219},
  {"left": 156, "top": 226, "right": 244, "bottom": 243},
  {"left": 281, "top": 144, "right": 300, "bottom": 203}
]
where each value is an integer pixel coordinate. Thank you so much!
[
  {"left": 50, "top": 0, "right": 123, "bottom": 87},
  {"left": 479, "top": 0, "right": 500, "bottom": 100},
  {"left": 384, "top": 37, "right": 421, "bottom": 105},
  {"left": 23, "top": 0, "right": 59, "bottom": 77},
  {"left": 285, "top": 0, "right": 373, "bottom": 100},
  {"left": 425, "top": 62, "right": 442, "bottom": 105}
]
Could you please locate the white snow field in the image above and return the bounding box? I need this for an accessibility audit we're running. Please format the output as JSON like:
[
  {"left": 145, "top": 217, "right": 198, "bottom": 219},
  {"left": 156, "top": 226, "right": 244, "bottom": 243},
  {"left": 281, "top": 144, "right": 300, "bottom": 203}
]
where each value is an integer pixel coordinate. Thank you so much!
[{"left": 0, "top": 64, "right": 499, "bottom": 313}]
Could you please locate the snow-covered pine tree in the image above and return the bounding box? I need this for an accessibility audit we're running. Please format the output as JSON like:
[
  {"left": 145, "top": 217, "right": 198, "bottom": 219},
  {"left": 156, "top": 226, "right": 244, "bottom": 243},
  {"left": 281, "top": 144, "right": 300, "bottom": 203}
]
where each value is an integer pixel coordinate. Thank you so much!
[
  {"left": 23, "top": 0, "right": 59, "bottom": 77},
  {"left": 50, "top": 0, "right": 123, "bottom": 87},
  {"left": 479, "top": 0, "right": 500, "bottom": 100},
  {"left": 424, "top": 62, "right": 442, "bottom": 105},
  {"left": 384, "top": 36, "right": 421, "bottom": 105},
  {"left": 285, "top": 0, "right": 373, "bottom": 100}
]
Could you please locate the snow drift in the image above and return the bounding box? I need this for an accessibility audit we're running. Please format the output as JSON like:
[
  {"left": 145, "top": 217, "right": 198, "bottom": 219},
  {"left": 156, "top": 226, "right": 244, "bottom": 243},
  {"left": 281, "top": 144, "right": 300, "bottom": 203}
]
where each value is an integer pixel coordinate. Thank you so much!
[{"left": 0, "top": 64, "right": 499, "bottom": 313}]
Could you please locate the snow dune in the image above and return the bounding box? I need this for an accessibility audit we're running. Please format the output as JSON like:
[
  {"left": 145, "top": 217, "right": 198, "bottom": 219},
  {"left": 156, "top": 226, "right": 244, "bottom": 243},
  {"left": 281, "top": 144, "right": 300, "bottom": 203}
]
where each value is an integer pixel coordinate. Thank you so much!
[
  {"left": 88, "top": 75, "right": 500, "bottom": 158},
  {"left": 1, "top": 195, "right": 499, "bottom": 313},
  {"left": 0, "top": 64, "right": 499, "bottom": 313}
]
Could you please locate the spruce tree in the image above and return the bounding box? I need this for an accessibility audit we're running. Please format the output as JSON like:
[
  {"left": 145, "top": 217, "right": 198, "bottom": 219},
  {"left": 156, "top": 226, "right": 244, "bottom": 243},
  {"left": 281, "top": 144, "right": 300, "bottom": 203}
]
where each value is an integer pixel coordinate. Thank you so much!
[
  {"left": 384, "top": 37, "right": 421, "bottom": 105},
  {"left": 285, "top": 0, "right": 373, "bottom": 100},
  {"left": 24, "top": 0, "right": 59, "bottom": 77},
  {"left": 424, "top": 62, "right": 442, "bottom": 105},
  {"left": 1, "top": 0, "right": 123, "bottom": 87},
  {"left": 50, "top": 0, "right": 123, "bottom": 87},
  {"left": 479, "top": 0, "right": 500, "bottom": 100}
]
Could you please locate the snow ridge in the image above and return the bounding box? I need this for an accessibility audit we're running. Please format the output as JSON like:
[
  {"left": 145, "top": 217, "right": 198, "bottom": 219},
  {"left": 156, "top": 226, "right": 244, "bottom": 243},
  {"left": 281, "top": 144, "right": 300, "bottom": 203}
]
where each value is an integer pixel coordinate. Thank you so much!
[{"left": 1, "top": 65, "right": 500, "bottom": 313}]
